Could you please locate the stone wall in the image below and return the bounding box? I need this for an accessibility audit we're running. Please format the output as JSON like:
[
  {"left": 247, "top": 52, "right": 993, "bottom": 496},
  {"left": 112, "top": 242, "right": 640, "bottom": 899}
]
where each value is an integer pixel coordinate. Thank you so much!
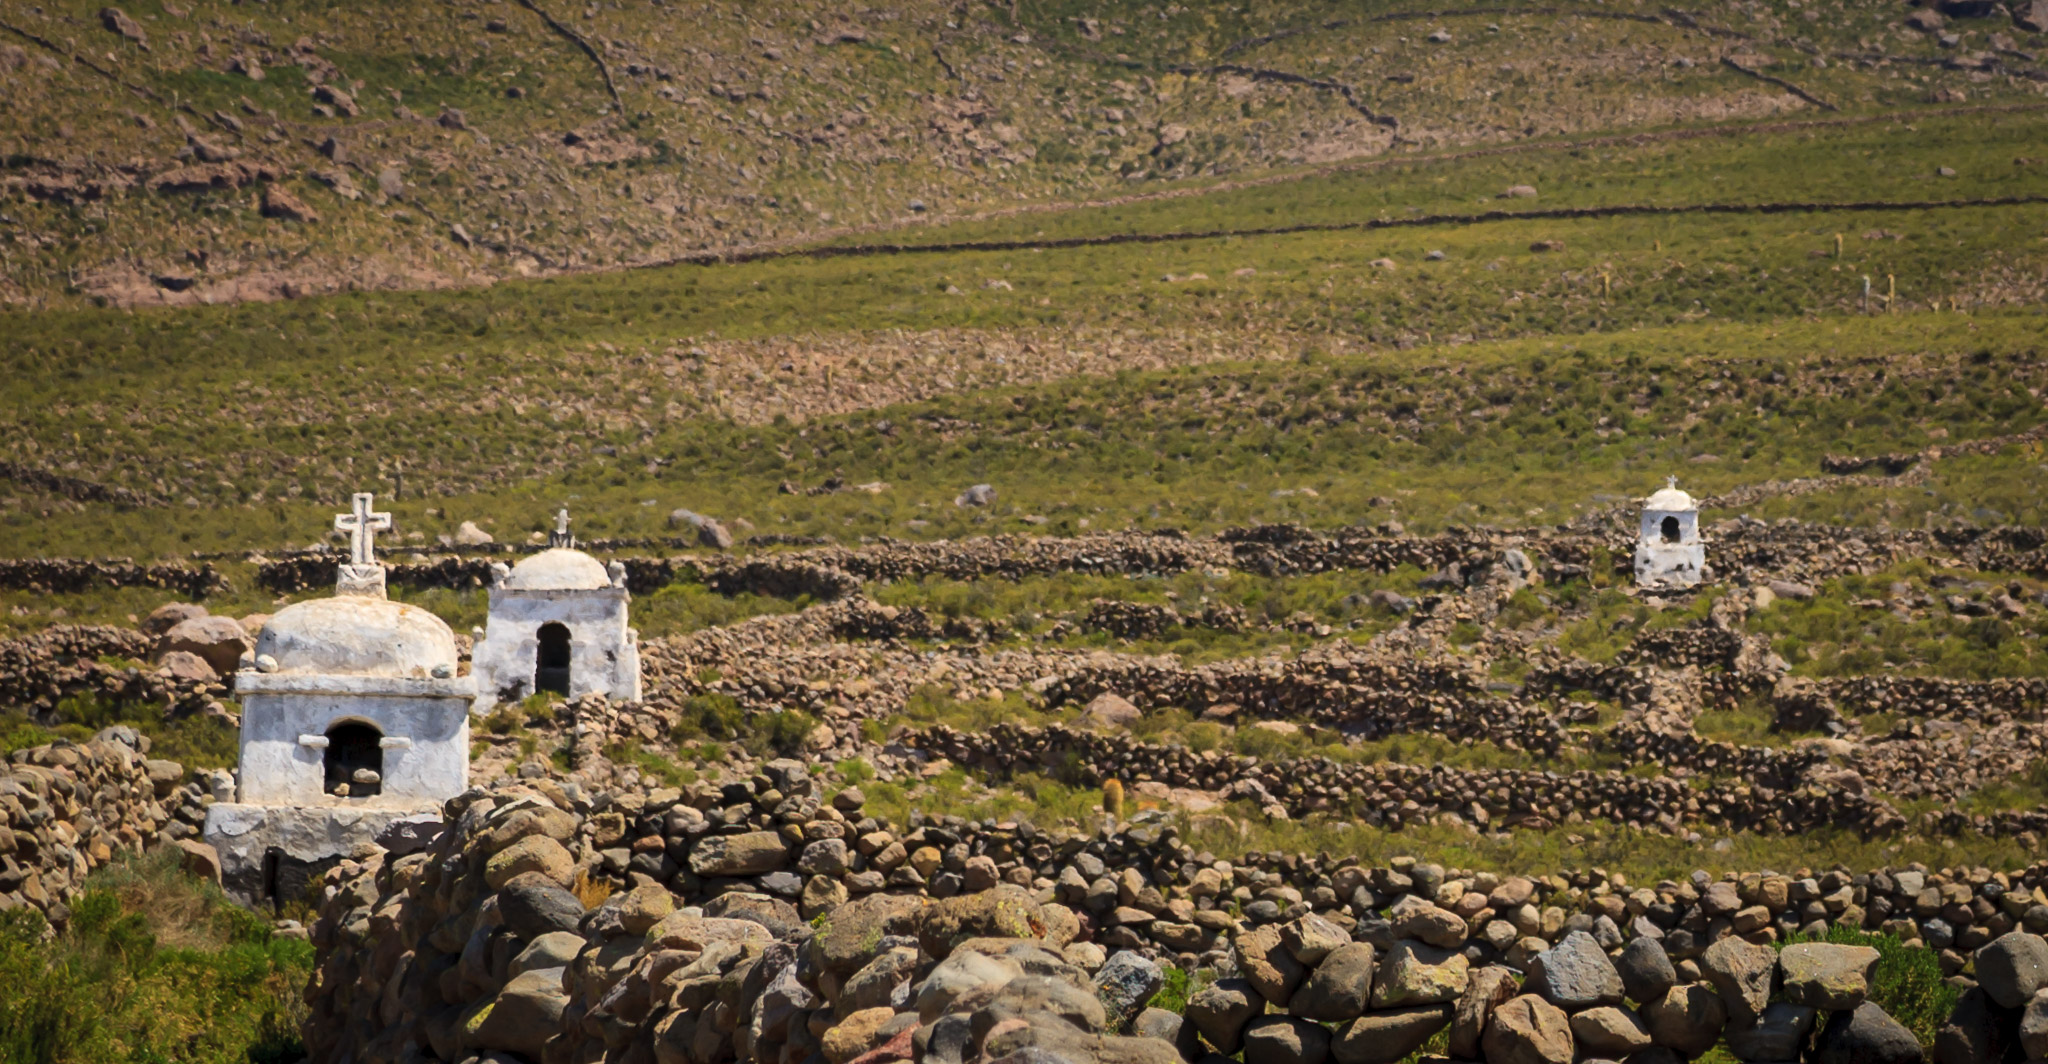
[
  {"left": 0, "top": 730, "right": 210, "bottom": 927},
  {"left": 0, "top": 624, "right": 221, "bottom": 723},
  {"left": 0, "top": 556, "right": 226, "bottom": 596},
  {"left": 302, "top": 770, "right": 2048, "bottom": 1064}
]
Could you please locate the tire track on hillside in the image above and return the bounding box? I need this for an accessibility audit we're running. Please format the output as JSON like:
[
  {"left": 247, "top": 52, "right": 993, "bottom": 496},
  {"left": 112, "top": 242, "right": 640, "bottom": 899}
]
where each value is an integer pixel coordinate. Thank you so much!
[
  {"left": 650, "top": 194, "right": 2048, "bottom": 269},
  {"left": 1218, "top": 5, "right": 1744, "bottom": 58}
]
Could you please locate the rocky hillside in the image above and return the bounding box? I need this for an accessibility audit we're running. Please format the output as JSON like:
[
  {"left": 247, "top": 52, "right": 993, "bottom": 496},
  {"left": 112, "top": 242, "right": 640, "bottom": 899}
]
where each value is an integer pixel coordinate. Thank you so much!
[{"left": 4, "top": 0, "right": 2047, "bottom": 308}]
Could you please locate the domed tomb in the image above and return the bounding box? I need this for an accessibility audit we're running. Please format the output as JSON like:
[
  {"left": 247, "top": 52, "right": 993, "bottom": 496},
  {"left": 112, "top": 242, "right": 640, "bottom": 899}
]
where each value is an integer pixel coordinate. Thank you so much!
[
  {"left": 471, "top": 509, "right": 641, "bottom": 710},
  {"left": 1634, "top": 476, "right": 1707, "bottom": 589}
]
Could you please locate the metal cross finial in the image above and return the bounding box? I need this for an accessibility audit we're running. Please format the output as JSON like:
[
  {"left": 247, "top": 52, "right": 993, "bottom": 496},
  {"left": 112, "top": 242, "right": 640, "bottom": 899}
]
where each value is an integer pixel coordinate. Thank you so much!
[
  {"left": 334, "top": 493, "right": 392, "bottom": 566},
  {"left": 549, "top": 507, "right": 574, "bottom": 548}
]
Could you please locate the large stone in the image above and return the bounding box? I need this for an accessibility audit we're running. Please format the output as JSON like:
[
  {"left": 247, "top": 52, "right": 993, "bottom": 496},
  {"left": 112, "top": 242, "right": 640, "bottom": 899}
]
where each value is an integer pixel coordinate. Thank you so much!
[
  {"left": 1290, "top": 941, "right": 1374, "bottom": 1021},
  {"left": 1094, "top": 951, "right": 1164, "bottom": 1023},
  {"left": 918, "top": 884, "right": 1048, "bottom": 958},
  {"left": 1481, "top": 994, "right": 1574, "bottom": 1064},
  {"left": 1281, "top": 912, "right": 1352, "bottom": 965},
  {"left": 170, "top": 838, "right": 221, "bottom": 883},
  {"left": 1083, "top": 693, "right": 1142, "bottom": 730},
  {"left": 157, "top": 615, "right": 250, "bottom": 675},
  {"left": 1133, "top": 1007, "right": 1201, "bottom": 1060},
  {"left": 989, "top": 975, "right": 1109, "bottom": 1032},
  {"left": 1699, "top": 936, "right": 1776, "bottom": 1026},
  {"left": 1330, "top": 1005, "right": 1449, "bottom": 1064},
  {"left": 466, "top": 966, "right": 568, "bottom": 1059},
  {"left": 1389, "top": 899, "right": 1468, "bottom": 950},
  {"left": 1975, "top": 931, "right": 2048, "bottom": 1008},
  {"left": 1780, "top": 942, "right": 1880, "bottom": 1011},
  {"left": 512, "top": 931, "right": 585, "bottom": 976},
  {"left": 1237, "top": 923, "right": 1309, "bottom": 1006},
  {"left": 1525, "top": 930, "right": 1625, "bottom": 1010},
  {"left": 1725, "top": 1000, "right": 1816, "bottom": 1062},
  {"left": 2024, "top": 989, "right": 2048, "bottom": 1059},
  {"left": 1569, "top": 1005, "right": 1652, "bottom": 1057},
  {"left": 706, "top": 891, "right": 806, "bottom": 938},
  {"left": 1371, "top": 939, "right": 1470, "bottom": 1008},
  {"left": 1186, "top": 977, "right": 1261, "bottom": 1053},
  {"left": 1448, "top": 964, "right": 1519, "bottom": 1060},
  {"left": 1641, "top": 983, "right": 1725, "bottom": 1058},
  {"left": 1812, "top": 1001, "right": 1923, "bottom": 1064},
  {"left": 485, "top": 834, "right": 574, "bottom": 889},
  {"left": 1934, "top": 985, "right": 2024, "bottom": 1064},
  {"left": 823, "top": 1006, "right": 898, "bottom": 1064},
  {"left": 495, "top": 871, "right": 587, "bottom": 937},
  {"left": 144, "top": 601, "right": 208, "bottom": 636},
  {"left": 842, "top": 947, "right": 919, "bottom": 1014},
  {"left": 689, "top": 831, "right": 789, "bottom": 877},
  {"left": 914, "top": 948, "right": 1020, "bottom": 1022},
  {"left": 1242, "top": 1015, "right": 1330, "bottom": 1064},
  {"left": 1616, "top": 937, "right": 1678, "bottom": 1005}
]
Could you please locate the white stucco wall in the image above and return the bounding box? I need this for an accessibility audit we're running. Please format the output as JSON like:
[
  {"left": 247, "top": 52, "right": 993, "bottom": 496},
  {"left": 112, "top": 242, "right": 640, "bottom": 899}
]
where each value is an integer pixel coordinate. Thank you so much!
[
  {"left": 471, "top": 586, "right": 640, "bottom": 710},
  {"left": 1634, "top": 508, "right": 1706, "bottom": 588},
  {"left": 234, "top": 677, "right": 473, "bottom": 806},
  {"left": 203, "top": 801, "right": 439, "bottom": 905}
]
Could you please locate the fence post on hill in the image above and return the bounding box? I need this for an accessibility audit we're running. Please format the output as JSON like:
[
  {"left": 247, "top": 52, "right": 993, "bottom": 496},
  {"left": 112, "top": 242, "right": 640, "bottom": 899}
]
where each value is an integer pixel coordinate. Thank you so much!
[
  {"left": 1887, "top": 273, "right": 1896, "bottom": 314},
  {"left": 1861, "top": 275, "right": 1871, "bottom": 314}
]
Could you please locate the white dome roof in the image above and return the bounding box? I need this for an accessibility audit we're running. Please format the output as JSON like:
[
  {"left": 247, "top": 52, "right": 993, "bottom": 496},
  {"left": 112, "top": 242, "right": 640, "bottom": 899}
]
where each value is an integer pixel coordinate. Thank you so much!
[
  {"left": 255, "top": 595, "right": 458, "bottom": 678},
  {"left": 503, "top": 548, "right": 612, "bottom": 591},
  {"left": 1644, "top": 486, "right": 1697, "bottom": 512}
]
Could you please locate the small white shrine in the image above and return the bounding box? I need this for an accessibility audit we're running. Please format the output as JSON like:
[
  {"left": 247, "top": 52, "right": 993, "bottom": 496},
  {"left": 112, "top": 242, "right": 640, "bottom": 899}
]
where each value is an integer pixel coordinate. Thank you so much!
[
  {"left": 470, "top": 510, "right": 640, "bottom": 712},
  {"left": 1634, "top": 476, "right": 1707, "bottom": 589},
  {"left": 204, "top": 493, "right": 475, "bottom": 904}
]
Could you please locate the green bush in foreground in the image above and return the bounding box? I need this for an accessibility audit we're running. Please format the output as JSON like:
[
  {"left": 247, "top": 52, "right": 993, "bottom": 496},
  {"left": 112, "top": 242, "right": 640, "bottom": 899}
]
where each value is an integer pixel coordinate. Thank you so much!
[
  {"left": 0, "top": 852, "right": 312, "bottom": 1064},
  {"left": 1775, "top": 925, "right": 1956, "bottom": 1046}
]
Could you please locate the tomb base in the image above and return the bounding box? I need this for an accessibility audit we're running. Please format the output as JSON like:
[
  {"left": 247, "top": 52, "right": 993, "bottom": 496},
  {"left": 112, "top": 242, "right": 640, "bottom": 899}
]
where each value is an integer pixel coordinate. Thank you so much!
[{"left": 203, "top": 801, "right": 442, "bottom": 907}]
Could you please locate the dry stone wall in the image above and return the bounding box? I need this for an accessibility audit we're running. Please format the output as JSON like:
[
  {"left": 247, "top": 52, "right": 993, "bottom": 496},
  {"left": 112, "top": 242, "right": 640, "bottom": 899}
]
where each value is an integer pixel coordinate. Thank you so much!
[
  {"left": 303, "top": 770, "right": 2048, "bottom": 1064},
  {"left": 0, "top": 730, "right": 210, "bottom": 927},
  {"left": 0, "top": 556, "right": 226, "bottom": 596},
  {"left": 0, "top": 623, "right": 223, "bottom": 722}
]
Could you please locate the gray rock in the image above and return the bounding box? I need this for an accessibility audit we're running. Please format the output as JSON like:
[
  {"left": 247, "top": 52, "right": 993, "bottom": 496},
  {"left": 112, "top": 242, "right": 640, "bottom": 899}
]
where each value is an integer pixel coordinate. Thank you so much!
[
  {"left": 511, "top": 931, "right": 585, "bottom": 977},
  {"left": 955, "top": 484, "right": 996, "bottom": 507},
  {"left": 1094, "top": 951, "right": 1164, "bottom": 1024},
  {"left": 1812, "top": 1001, "right": 1922, "bottom": 1064},
  {"left": 1616, "top": 937, "right": 1678, "bottom": 1005},
  {"left": 1699, "top": 936, "right": 1776, "bottom": 1026},
  {"left": 1975, "top": 930, "right": 2048, "bottom": 1008},
  {"left": 1242, "top": 1015, "right": 1330, "bottom": 1064},
  {"left": 915, "top": 949, "right": 1021, "bottom": 1022},
  {"left": 1290, "top": 941, "right": 1374, "bottom": 1022},
  {"left": 1132, "top": 1006, "right": 1200, "bottom": 1058},
  {"left": 1282, "top": 912, "right": 1353, "bottom": 965},
  {"left": 1371, "top": 939, "right": 1470, "bottom": 1007},
  {"left": 467, "top": 966, "right": 568, "bottom": 1059},
  {"left": 689, "top": 831, "right": 789, "bottom": 877},
  {"left": 1641, "top": 983, "right": 1725, "bottom": 1058},
  {"left": 1329, "top": 1005, "right": 1450, "bottom": 1064},
  {"left": 1237, "top": 923, "right": 1309, "bottom": 1006},
  {"left": 798, "top": 838, "right": 851, "bottom": 877},
  {"left": 1186, "top": 977, "right": 1261, "bottom": 1054},
  {"left": 2024, "top": 989, "right": 2048, "bottom": 1059},
  {"left": 497, "top": 872, "right": 586, "bottom": 938},
  {"left": 1525, "top": 930, "right": 1625, "bottom": 1010},
  {"left": 1935, "top": 985, "right": 2024, "bottom": 1064},
  {"left": 988, "top": 975, "right": 1109, "bottom": 1033},
  {"left": 1723, "top": 1001, "right": 1815, "bottom": 1062},
  {"left": 842, "top": 946, "right": 920, "bottom": 1013}
]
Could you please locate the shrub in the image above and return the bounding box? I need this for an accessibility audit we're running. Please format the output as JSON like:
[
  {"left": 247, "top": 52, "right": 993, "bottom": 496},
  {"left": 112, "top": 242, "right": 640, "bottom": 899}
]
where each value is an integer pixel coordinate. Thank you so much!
[{"left": 1775, "top": 926, "right": 1956, "bottom": 1045}]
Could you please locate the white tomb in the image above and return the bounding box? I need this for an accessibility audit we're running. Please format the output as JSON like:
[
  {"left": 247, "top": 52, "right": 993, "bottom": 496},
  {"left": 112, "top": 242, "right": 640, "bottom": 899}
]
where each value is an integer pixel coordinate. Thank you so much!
[
  {"left": 204, "top": 493, "right": 475, "bottom": 904},
  {"left": 1633, "top": 477, "right": 1707, "bottom": 589},
  {"left": 469, "top": 510, "right": 640, "bottom": 712}
]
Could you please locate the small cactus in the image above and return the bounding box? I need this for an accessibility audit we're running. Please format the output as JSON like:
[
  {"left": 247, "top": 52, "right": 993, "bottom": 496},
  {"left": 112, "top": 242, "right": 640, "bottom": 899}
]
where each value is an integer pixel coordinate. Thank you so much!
[{"left": 1102, "top": 778, "right": 1125, "bottom": 820}]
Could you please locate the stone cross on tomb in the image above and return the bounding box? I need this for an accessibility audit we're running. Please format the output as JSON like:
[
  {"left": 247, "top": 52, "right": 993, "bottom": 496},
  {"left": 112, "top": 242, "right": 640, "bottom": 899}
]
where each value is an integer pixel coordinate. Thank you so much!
[
  {"left": 1666, "top": 475, "right": 1679, "bottom": 491},
  {"left": 334, "top": 492, "right": 393, "bottom": 597},
  {"left": 549, "top": 508, "right": 574, "bottom": 549}
]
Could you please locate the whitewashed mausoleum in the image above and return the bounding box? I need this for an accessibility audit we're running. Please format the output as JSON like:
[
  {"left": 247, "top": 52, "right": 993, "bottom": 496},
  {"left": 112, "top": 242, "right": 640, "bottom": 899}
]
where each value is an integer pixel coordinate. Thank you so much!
[
  {"left": 470, "top": 510, "right": 640, "bottom": 712},
  {"left": 1633, "top": 477, "right": 1708, "bottom": 589},
  {"left": 204, "top": 494, "right": 475, "bottom": 904}
]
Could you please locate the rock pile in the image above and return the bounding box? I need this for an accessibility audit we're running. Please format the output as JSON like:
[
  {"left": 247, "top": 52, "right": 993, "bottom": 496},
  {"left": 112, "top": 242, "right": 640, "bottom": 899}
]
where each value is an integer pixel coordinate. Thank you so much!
[
  {"left": 0, "top": 556, "right": 225, "bottom": 596},
  {"left": 0, "top": 624, "right": 224, "bottom": 722},
  {"left": 0, "top": 729, "right": 210, "bottom": 926},
  {"left": 302, "top": 767, "right": 2048, "bottom": 1064}
]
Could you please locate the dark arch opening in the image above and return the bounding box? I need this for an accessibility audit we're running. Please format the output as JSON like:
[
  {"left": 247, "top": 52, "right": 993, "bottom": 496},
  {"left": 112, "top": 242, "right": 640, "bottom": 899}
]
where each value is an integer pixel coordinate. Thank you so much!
[
  {"left": 1660, "top": 515, "right": 1681, "bottom": 543},
  {"left": 324, "top": 721, "right": 382, "bottom": 798},
  {"left": 536, "top": 622, "right": 572, "bottom": 697}
]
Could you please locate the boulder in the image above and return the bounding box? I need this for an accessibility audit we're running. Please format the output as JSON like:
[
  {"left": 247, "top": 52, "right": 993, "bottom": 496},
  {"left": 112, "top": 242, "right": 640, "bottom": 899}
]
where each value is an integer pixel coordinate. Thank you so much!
[
  {"left": 1242, "top": 1015, "right": 1330, "bottom": 1064},
  {"left": 1132, "top": 1007, "right": 1199, "bottom": 1060},
  {"left": 1371, "top": 939, "right": 1470, "bottom": 1008},
  {"left": 484, "top": 835, "right": 574, "bottom": 889},
  {"left": 1082, "top": 693, "right": 1142, "bottom": 730},
  {"left": 466, "top": 967, "right": 568, "bottom": 1059},
  {"left": 2023, "top": 989, "right": 2048, "bottom": 1059},
  {"left": 1780, "top": 942, "right": 1879, "bottom": 1011},
  {"left": 914, "top": 948, "right": 1020, "bottom": 1022},
  {"left": 171, "top": 838, "right": 221, "bottom": 883},
  {"left": 1448, "top": 965, "right": 1520, "bottom": 1060},
  {"left": 1568, "top": 1005, "right": 1652, "bottom": 1057},
  {"left": 1616, "top": 937, "right": 1677, "bottom": 1005},
  {"left": 1280, "top": 913, "right": 1352, "bottom": 965},
  {"left": 1290, "top": 941, "right": 1374, "bottom": 1021},
  {"left": 689, "top": 831, "right": 789, "bottom": 877},
  {"left": 1236, "top": 923, "right": 1308, "bottom": 1006},
  {"left": 1934, "top": 985, "right": 2024, "bottom": 1064},
  {"left": 512, "top": 931, "right": 585, "bottom": 976},
  {"left": 1330, "top": 1005, "right": 1449, "bottom": 1064},
  {"left": 1641, "top": 983, "right": 1725, "bottom": 1058},
  {"left": 143, "top": 601, "right": 207, "bottom": 636},
  {"left": 955, "top": 484, "right": 996, "bottom": 507},
  {"left": 157, "top": 615, "right": 250, "bottom": 675},
  {"left": 1094, "top": 951, "right": 1163, "bottom": 1024},
  {"left": 498, "top": 871, "right": 587, "bottom": 937},
  {"left": 819, "top": 894, "right": 928, "bottom": 977},
  {"left": 453, "top": 520, "right": 493, "bottom": 545},
  {"left": 2017, "top": 0, "right": 2048, "bottom": 32},
  {"left": 1525, "top": 930, "right": 1625, "bottom": 1010},
  {"left": 1812, "top": 1001, "right": 1923, "bottom": 1064},
  {"left": 1975, "top": 930, "right": 2048, "bottom": 1008},
  {"left": 1389, "top": 900, "right": 1467, "bottom": 950},
  {"left": 1481, "top": 994, "right": 1574, "bottom": 1064},
  {"left": 823, "top": 1006, "right": 897, "bottom": 1064},
  {"left": 1724, "top": 1001, "right": 1816, "bottom": 1062},
  {"left": 1186, "top": 977, "right": 1261, "bottom": 1053},
  {"left": 1699, "top": 936, "right": 1776, "bottom": 1025}
]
